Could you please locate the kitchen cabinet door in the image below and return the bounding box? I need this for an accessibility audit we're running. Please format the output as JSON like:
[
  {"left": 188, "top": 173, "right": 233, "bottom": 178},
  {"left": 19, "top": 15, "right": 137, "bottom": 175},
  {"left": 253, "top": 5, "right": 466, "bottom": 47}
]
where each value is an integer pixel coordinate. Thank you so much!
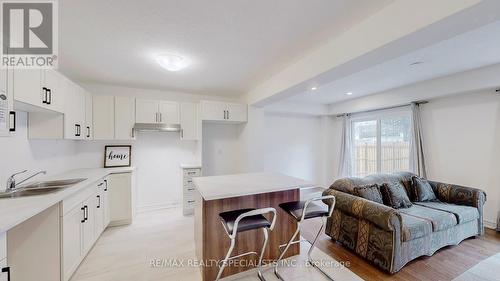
[
  {"left": 94, "top": 190, "right": 104, "bottom": 239},
  {"left": 180, "top": 102, "right": 198, "bottom": 140},
  {"left": 227, "top": 103, "right": 247, "bottom": 122},
  {"left": 158, "top": 101, "right": 179, "bottom": 124},
  {"left": 84, "top": 91, "right": 93, "bottom": 139},
  {"left": 108, "top": 173, "right": 132, "bottom": 225},
  {"left": 114, "top": 96, "right": 135, "bottom": 140},
  {"left": 13, "top": 69, "right": 43, "bottom": 108},
  {"left": 103, "top": 179, "right": 111, "bottom": 227},
  {"left": 81, "top": 196, "right": 95, "bottom": 255},
  {"left": 62, "top": 205, "right": 83, "bottom": 281},
  {"left": 0, "top": 259, "right": 7, "bottom": 281},
  {"left": 201, "top": 101, "right": 226, "bottom": 121},
  {"left": 0, "top": 67, "right": 13, "bottom": 137},
  {"left": 63, "top": 79, "right": 80, "bottom": 140},
  {"left": 92, "top": 95, "right": 115, "bottom": 140},
  {"left": 135, "top": 99, "right": 158, "bottom": 123},
  {"left": 42, "top": 70, "right": 64, "bottom": 113}
]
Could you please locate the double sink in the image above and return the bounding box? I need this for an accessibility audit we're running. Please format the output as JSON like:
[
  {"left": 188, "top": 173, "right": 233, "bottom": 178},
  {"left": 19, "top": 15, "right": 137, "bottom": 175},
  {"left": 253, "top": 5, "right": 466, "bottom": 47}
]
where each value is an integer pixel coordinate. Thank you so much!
[{"left": 0, "top": 178, "right": 87, "bottom": 199}]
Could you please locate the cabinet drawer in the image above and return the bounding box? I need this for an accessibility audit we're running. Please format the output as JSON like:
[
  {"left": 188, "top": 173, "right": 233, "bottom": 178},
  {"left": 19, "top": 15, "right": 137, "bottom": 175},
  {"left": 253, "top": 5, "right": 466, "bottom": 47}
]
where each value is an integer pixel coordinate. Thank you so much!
[
  {"left": 185, "top": 198, "right": 196, "bottom": 207},
  {"left": 183, "top": 169, "right": 201, "bottom": 178},
  {"left": 62, "top": 181, "right": 100, "bottom": 215},
  {"left": 0, "top": 233, "right": 5, "bottom": 260},
  {"left": 183, "top": 178, "right": 195, "bottom": 186},
  {"left": 184, "top": 185, "right": 196, "bottom": 192}
]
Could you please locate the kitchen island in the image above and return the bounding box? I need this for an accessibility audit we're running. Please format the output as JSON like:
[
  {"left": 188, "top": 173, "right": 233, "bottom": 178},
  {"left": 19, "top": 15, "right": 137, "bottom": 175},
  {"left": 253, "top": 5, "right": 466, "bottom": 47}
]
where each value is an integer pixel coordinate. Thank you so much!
[{"left": 193, "top": 172, "right": 314, "bottom": 281}]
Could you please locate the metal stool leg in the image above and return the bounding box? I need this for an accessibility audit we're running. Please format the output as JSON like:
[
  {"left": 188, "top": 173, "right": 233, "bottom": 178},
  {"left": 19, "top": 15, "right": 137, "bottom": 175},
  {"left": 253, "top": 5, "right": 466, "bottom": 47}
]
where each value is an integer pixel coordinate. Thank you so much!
[
  {"left": 274, "top": 226, "right": 300, "bottom": 280},
  {"left": 215, "top": 237, "right": 236, "bottom": 281},
  {"left": 306, "top": 217, "right": 334, "bottom": 280},
  {"left": 257, "top": 228, "right": 270, "bottom": 281}
]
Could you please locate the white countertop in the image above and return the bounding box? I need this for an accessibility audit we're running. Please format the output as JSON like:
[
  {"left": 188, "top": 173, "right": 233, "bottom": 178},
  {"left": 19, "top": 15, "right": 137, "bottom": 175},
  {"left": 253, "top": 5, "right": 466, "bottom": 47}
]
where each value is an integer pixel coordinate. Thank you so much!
[
  {"left": 193, "top": 172, "right": 314, "bottom": 200},
  {"left": 0, "top": 167, "right": 135, "bottom": 233}
]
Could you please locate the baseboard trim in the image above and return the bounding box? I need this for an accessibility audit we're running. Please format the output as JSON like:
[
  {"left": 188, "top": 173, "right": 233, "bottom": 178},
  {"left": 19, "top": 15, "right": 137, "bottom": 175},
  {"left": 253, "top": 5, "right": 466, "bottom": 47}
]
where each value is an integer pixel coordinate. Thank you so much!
[{"left": 484, "top": 219, "right": 497, "bottom": 230}]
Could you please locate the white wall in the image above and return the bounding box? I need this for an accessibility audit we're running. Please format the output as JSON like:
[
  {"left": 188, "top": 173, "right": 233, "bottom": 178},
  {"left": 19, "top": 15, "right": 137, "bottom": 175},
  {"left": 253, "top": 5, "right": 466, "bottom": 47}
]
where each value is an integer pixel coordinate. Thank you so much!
[
  {"left": 421, "top": 91, "right": 500, "bottom": 228},
  {"left": 235, "top": 106, "right": 327, "bottom": 185},
  {"left": 0, "top": 112, "right": 83, "bottom": 189}
]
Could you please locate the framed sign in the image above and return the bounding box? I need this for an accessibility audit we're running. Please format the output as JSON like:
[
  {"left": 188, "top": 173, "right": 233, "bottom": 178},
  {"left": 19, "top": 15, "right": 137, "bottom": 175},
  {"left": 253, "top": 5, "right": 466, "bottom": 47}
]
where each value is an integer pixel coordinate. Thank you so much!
[{"left": 104, "top": 145, "right": 132, "bottom": 168}]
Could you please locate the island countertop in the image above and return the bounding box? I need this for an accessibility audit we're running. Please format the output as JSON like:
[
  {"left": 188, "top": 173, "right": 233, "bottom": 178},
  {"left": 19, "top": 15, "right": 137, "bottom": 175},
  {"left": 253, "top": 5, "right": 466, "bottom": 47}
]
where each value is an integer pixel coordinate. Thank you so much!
[{"left": 193, "top": 172, "right": 314, "bottom": 200}]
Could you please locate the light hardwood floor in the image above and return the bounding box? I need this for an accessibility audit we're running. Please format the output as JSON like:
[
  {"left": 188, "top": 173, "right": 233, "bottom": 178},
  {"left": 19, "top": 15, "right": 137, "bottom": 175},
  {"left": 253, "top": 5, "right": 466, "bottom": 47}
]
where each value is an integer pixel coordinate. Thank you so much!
[{"left": 71, "top": 206, "right": 500, "bottom": 281}]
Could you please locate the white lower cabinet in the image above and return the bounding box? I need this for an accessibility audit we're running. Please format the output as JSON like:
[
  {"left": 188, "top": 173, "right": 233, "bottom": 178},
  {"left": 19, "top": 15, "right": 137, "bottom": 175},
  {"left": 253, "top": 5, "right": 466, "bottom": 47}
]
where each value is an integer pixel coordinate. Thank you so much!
[
  {"left": 61, "top": 179, "right": 111, "bottom": 281},
  {"left": 0, "top": 233, "right": 6, "bottom": 281},
  {"left": 107, "top": 173, "right": 133, "bottom": 225},
  {"left": 62, "top": 205, "right": 83, "bottom": 281}
]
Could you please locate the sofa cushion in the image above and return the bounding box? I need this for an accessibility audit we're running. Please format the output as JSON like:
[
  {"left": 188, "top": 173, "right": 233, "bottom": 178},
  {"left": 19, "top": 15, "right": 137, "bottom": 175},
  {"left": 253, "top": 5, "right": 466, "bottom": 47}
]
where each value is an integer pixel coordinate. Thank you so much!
[
  {"left": 401, "top": 213, "right": 433, "bottom": 241},
  {"left": 415, "top": 202, "right": 479, "bottom": 224},
  {"left": 412, "top": 177, "right": 437, "bottom": 202},
  {"left": 354, "top": 184, "right": 384, "bottom": 204},
  {"left": 398, "top": 205, "right": 457, "bottom": 232},
  {"left": 381, "top": 182, "right": 413, "bottom": 209}
]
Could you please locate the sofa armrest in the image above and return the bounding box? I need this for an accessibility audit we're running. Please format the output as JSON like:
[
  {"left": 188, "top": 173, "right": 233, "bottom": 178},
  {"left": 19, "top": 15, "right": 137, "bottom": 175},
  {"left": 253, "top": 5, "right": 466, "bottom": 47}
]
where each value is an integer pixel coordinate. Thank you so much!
[
  {"left": 428, "top": 181, "right": 487, "bottom": 208},
  {"left": 322, "top": 189, "right": 402, "bottom": 232}
]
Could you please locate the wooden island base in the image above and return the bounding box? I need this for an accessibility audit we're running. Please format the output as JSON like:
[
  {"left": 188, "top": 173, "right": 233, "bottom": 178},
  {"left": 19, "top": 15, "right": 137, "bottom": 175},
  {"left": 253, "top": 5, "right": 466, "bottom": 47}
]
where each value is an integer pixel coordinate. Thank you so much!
[{"left": 194, "top": 189, "right": 300, "bottom": 281}]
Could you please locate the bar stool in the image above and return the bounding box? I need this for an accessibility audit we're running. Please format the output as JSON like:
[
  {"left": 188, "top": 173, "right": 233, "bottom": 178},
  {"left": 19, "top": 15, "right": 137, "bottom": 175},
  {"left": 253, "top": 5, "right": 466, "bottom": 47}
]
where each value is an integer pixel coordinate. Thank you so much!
[
  {"left": 215, "top": 207, "right": 277, "bottom": 281},
  {"left": 274, "top": 195, "right": 336, "bottom": 280}
]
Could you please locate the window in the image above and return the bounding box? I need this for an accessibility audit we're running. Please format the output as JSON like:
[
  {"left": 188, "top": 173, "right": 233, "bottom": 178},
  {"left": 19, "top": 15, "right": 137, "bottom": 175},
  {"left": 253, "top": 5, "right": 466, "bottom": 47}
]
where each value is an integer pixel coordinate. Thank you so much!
[{"left": 351, "top": 110, "right": 411, "bottom": 177}]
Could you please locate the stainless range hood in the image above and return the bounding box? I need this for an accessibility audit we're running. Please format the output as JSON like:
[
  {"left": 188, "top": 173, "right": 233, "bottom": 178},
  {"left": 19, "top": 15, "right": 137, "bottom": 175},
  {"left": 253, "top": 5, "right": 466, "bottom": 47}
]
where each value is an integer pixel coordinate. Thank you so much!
[{"left": 133, "top": 123, "right": 181, "bottom": 132}]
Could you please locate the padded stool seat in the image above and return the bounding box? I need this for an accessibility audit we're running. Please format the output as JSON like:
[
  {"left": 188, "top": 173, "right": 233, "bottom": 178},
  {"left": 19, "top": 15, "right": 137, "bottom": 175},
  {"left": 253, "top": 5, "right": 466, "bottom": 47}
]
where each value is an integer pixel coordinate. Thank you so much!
[
  {"left": 279, "top": 201, "right": 329, "bottom": 221},
  {"left": 219, "top": 208, "right": 272, "bottom": 234}
]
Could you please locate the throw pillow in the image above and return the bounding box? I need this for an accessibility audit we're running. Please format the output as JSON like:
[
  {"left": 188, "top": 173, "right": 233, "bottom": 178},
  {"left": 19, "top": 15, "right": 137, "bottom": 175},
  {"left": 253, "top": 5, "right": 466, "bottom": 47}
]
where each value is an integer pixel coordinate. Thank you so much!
[
  {"left": 381, "top": 182, "right": 413, "bottom": 209},
  {"left": 353, "top": 184, "right": 384, "bottom": 204},
  {"left": 412, "top": 177, "right": 437, "bottom": 202}
]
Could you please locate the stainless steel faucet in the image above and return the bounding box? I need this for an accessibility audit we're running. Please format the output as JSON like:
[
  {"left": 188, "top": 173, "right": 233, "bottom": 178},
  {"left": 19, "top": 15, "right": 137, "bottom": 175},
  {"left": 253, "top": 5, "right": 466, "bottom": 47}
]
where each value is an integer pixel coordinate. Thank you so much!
[{"left": 6, "top": 170, "right": 47, "bottom": 192}]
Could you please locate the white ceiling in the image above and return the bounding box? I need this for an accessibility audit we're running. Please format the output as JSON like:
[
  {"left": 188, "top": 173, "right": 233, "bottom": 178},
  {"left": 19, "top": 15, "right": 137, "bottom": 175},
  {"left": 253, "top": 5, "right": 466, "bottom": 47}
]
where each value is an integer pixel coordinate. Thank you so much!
[
  {"left": 288, "top": 20, "right": 500, "bottom": 105},
  {"left": 58, "top": 0, "right": 392, "bottom": 96}
]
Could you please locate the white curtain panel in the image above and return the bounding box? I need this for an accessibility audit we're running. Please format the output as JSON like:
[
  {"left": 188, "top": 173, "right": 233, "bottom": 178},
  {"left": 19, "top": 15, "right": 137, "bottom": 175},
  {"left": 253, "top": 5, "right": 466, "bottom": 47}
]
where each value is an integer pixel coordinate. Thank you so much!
[
  {"left": 409, "top": 103, "right": 427, "bottom": 178},
  {"left": 338, "top": 114, "right": 352, "bottom": 177}
]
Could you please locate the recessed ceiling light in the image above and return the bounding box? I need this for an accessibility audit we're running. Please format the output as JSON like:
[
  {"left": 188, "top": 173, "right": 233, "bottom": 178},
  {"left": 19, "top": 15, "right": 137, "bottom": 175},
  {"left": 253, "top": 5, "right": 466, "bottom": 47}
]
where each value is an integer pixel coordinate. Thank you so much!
[
  {"left": 156, "top": 54, "right": 190, "bottom": 71},
  {"left": 311, "top": 87, "right": 318, "bottom": 91},
  {"left": 345, "top": 92, "right": 353, "bottom": 96}
]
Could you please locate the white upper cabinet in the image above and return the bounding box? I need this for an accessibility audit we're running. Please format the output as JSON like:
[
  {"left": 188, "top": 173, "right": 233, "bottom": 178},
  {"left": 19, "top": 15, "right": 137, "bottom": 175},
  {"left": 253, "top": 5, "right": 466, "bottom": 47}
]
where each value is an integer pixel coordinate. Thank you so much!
[
  {"left": 136, "top": 99, "right": 179, "bottom": 124},
  {"left": 92, "top": 96, "right": 115, "bottom": 140},
  {"left": 135, "top": 99, "right": 158, "bottom": 123},
  {"left": 13, "top": 69, "right": 64, "bottom": 113},
  {"left": 0, "top": 66, "right": 14, "bottom": 136},
  {"left": 180, "top": 102, "right": 199, "bottom": 140},
  {"left": 201, "top": 100, "right": 247, "bottom": 123},
  {"left": 64, "top": 82, "right": 86, "bottom": 140},
  {"left": 159, "top": 101, "right": 179, "bottom": 124},
  {"left": 84, "top": 91, "right": 93, "bottom": 140},
  {"left": 93, "top": 96, "right": 135, "bottom": 140},
  {"left": 13, "top": 69, "right": 43, "bottom": 108},
  {"left": 114, "top": 97, "right": 135, "bottom": 140}
]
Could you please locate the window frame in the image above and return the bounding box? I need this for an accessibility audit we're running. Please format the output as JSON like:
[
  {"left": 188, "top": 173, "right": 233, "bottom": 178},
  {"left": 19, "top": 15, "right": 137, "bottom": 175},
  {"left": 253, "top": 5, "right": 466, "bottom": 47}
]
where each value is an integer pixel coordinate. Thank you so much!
[{"left": 350, "top": 107, "right": 412, "bottom": 176}]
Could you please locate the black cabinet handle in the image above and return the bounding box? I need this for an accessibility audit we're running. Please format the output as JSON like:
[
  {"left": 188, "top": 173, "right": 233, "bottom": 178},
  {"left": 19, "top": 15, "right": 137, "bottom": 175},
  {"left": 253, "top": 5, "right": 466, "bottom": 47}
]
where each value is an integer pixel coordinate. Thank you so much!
[
  {"left": 84, "top": 205, "right": 88, "bottom": 221},
  {"left": 9, "top": 111, "right": 15, "bottom": 132},
  {"left": 2, "top": 266, "right": 10, "bottom": 281},
  {"left": 104, "top": 179, "right": 108, "bottom": 191},
  {"left": 97, "top": 195, "right": 101, "bottom": 208},
  {"left": 188, "top": 200, "right": 195, "bottom": 203},
  {"left": 86, "top": 126, "right": 90, "bottom": 138},
  {"left": 47, "top": 89, "right": 52, "bottom": 105},
  {"left": 81, "top": 206, "right": 85, "bottom": 223},
  {"left": 75, "top": 124, "right": 81, "bottom": 137},
  {"left": 227, "top": 110, "right": 229, "bottom": 120},
  {"left": 42, "top": 87, "right": 47, "bottom": 104}
]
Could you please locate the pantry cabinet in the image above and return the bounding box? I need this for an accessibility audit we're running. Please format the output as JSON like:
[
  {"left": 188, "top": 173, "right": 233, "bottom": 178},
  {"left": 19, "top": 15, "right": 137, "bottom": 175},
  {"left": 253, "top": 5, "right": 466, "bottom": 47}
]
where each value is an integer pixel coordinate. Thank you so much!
[
  {"left": 136, "top": 99, "right": 179, "bottom": 124},
  {"left": 201, "top": 100, "right": 247, "bottom": 123}
]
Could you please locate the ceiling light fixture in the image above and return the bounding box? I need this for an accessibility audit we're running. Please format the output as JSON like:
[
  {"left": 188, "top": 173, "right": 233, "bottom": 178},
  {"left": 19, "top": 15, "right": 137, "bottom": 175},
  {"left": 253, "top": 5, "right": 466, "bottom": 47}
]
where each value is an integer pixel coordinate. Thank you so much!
[
  {"left": 345, "top": 92, "right": 353, "bottom": 96},
  {"left": 311, "top": 87, "right": 318, "bottom": 91},
  {"left": 156, "top": 54, "right": 190, "bottom": 71}
]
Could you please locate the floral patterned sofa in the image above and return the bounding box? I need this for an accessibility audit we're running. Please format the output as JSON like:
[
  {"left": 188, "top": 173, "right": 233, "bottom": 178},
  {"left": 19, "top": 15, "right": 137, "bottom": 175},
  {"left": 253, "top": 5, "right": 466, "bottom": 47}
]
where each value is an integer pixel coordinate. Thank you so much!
[{"left": 322, "top": 172, "right": 486, "bottom": 273}]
